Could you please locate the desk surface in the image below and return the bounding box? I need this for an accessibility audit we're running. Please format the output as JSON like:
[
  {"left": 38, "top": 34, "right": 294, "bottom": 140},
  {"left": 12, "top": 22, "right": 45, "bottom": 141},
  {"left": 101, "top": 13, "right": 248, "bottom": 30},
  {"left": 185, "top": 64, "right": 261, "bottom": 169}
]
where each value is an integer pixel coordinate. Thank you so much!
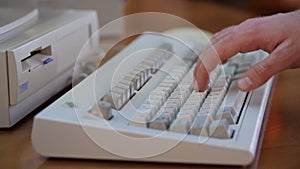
[{"left": 1, "top": 1, "right": 300, "bottom": 169}]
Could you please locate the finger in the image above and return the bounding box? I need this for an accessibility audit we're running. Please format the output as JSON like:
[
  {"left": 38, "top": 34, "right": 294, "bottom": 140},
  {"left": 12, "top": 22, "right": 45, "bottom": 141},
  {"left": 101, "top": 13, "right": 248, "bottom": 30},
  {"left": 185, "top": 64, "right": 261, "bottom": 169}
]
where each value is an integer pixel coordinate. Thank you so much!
[
  {"left": 211, "top": 25, "right": 237, "bottom": 44},
  {"left": 194, "top": 43, "right": 223, "bottom": 91},
  {"left": 209, "top": 17, "right": 282, "bottom": 61},
  {"left": 193, "top": 60, "right": 209, "bottom": 91},
  {"left": 194, "top": 17, "right": 279, "bottom": 92},
  {"left": 194, "top": 25, "right": 236, "bottom": 91},
  {"left": 237, "top": 40, "right": 292, "bottom": 91}
]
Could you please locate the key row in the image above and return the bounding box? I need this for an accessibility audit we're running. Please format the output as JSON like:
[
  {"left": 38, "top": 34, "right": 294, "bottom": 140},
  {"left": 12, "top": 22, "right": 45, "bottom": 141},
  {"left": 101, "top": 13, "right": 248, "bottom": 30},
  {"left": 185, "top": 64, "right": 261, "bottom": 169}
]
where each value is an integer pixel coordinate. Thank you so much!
[
  {"left": 102, "top": 43, "right": 173, "bottom": 110},
  {"left": 130, "top": 65, "right": 191, "bottom": 128}
]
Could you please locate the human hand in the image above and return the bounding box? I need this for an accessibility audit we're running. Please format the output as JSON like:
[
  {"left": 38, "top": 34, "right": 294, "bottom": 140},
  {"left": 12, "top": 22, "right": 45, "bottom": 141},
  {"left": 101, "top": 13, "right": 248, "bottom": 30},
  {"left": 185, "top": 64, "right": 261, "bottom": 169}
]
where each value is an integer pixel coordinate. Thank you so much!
[{"left": 193, "top": 10, "right": 300, "bottom": 92}]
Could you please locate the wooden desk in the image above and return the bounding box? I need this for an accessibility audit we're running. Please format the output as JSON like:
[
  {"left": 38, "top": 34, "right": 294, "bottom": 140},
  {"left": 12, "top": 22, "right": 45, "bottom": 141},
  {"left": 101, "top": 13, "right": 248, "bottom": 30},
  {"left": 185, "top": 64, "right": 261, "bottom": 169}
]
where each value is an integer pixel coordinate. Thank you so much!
[{"left": 1, "top": 1, "right": 300, "bottom": 169}]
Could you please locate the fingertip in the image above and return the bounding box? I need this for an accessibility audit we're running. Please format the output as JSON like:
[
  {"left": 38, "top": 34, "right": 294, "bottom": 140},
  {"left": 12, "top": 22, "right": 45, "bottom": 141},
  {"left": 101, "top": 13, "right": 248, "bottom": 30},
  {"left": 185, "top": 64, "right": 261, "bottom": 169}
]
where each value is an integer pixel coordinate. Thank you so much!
[
  {"left": 193, "top": 80, "right": 207, "bottom": 92},
  {"left": 193, "top": 79, "right": 199, "bottom": 91},
  {"left": 237, "top": 76, "right": 253, "bottom": 91}
]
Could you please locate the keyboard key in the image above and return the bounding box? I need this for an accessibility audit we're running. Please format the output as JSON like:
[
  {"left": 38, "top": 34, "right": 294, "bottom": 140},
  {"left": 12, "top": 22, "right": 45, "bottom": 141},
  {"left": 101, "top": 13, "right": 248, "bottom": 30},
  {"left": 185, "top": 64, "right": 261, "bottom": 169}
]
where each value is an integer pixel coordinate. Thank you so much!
[
  {"left": 169, "top": 119, "right": 190, "bottom": 133},
  {"left": 133, "top": 68, "right": 146, "bottom": 84},
  {"left": 165, "top": 99, "right": 181, "bottom": 109},
  {"left": 158, "top": 107, "right": 177, "bottom": 121},
  {"left": 177, "top": 110, "right": 195, "bottom": 125},
  {"left": 103, "top": 92, "right": 123, "bottom": 109},
  {"left": 158, "top": 82, "right": 176, "bottom": 92},
  {"left": 216, "top": 109, "right": 237, "bottom": 124},
  {"left": 155, "top": 86, "right": 173, "bottom": 96},
  {"left": 180, "top": 104, "right": 199, "bottom": 115},
  {"left": 209, "top": 119, "right": 233, "bottom": 138},
  {"left": 130, "top": 69, "right": 145, "bottom": 87},
  {"left": 224, "top": 65, "right": 236, "bottom": 76},
  {"left": 130, "top": 113, "right": 149, "bottom": 128},
  {"left": 124, "top": 73, "right": 141, "bottom": 90},
  {"left": 190, "top": 116, "right": 210, "bottom": 136},
  {"left": 91, "top": 101, "right": 113, "bottom": 120},
  {"left": 142, "top": 59, "right": 157, "bottom": 73},
  {"left": 136, "top": 65, "right": 151, "bottom": 80},
  {"left": 150, "top": 90, "right": 168, "bottom": 100},
  {"left": 111, "top": 87, "right": 127, "bottom": 103},
  {"left": 114, "top": 83, "right": 131, "bottom": 100},
  {"left": 119, "top": 79, "right": 134, "bottom": 97},
  {"left": 197, "top": 110, "right": 215, "bottom": 122},
  {"left": 148, "top": 94, "right": 165, "bottom": 107},
  {"left": 140, "top": 103, "right": 158, "bottom": 117},
  {"left": 222, "top": 81, "right": 247, "bottom": 117},
  {"left": 150, "top": 115, "right": 170, "bottom": 130}
]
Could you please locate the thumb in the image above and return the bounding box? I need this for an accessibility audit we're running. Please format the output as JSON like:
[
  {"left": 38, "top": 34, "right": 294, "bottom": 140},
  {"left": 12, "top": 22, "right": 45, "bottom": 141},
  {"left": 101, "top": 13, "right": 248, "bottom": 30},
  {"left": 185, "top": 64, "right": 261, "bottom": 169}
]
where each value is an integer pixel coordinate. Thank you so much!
[{"left": 238, "top": 41, "right": 291, "bottom": 91}]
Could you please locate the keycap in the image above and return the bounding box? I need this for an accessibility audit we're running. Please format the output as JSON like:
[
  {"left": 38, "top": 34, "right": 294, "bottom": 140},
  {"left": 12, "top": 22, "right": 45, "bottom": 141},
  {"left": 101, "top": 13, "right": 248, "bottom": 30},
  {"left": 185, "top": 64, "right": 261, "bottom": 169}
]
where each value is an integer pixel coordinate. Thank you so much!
[
  {"left": 190, "top": 116, "right": 210, "bottom": 136},
  {"left": 139, "top": 103, "right": 158, "bottom": 117},
  {"left": 111, "top": 87, "right": 127, "bottom": 103},
  {"left": 102, "top": 92, "right": 123, "bottom": 109},
  {"left": 114, "top": 83, "right": 131, "bottom": 101},
  {"left": 91, "top": 101, "right": 113, "bottom": 120},
  {"left": 150, "top": 90, "right": 168, "bottom": 101},
  {"left": 221, "top": 81, "right": 247, "bottom": 117},
  {"left": 169, "top": 119, "right": 190, "bottom": 133},
  {"left": 158, "top": 82, "right": 176, "bottom": 92},
  {"left": 130, "top": 113, "right": 149, "bottom": 128},
  {"left": 149, "top": 54, "right": 164, "bottom": 67},
  {"left": 177, "top": 110, "right": 195, "bottom": 125},
  {"left": 148, "top": 94, "right": 164, "bottom": 106},
  {"left": 172, "top": 88, "right": 190, "bottom": 99},
  {"left": 197, "top": 109, "right": 215, "bottom": 122},
  {"left": 136, "top": 65, "right": 151, "bottom": 81},
  {"left": 224, "top": 65, "right": 236, "bottom": 76},
  {"left": 119, "top": 79, "right": 134, "bottom": 97},
  {"left": 216, "top": 109, "right": 237, "bottom": 124},
  {"left": 180, "top": 104, "right": 199, "bottom": 115},
  {"left": 163, "top": 102, "right": 180, "bottom": 112},
  {"left": 209, "top": 119, "right": 233, "bottom": 138},
  {"left": 168, "top": 73, "right": 182, "bottom": 82},
  {"left": 142, "top": 59, "right": 156, "bottom": 73},
  {"left": 124, "top": 74, "right": 141, "bottom": 90},
  {"left": 150, "top": 115, "right": 170, "bottom": 130},
  {"left": 130, "top": 69, "right": 145, "bottom": 87},
  {"left": 155, "top": 86, "right": 173, "bottom": 96},
  {"left": 164, "top": 99, "right": 181, "bottom": 109},
  {"left": 158, "top": 107, "right": 177, "bottom": 121},
  {"left": 133, "top": 68, "right": 146, "bottom": 85},
  {"left": 168, "top": 94, "right": 185, "bottom": 105}
]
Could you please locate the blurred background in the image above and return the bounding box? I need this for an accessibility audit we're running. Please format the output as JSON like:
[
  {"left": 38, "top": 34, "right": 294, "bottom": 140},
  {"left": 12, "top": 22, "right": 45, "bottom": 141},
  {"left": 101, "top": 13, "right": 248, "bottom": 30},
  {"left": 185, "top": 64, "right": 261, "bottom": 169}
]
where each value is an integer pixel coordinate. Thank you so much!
[
  {"left": 123, "top": 0, "right": 300, "bottom": 33},
  {"left": 1, "top": 0, "right": 300, "bottom": 35}
]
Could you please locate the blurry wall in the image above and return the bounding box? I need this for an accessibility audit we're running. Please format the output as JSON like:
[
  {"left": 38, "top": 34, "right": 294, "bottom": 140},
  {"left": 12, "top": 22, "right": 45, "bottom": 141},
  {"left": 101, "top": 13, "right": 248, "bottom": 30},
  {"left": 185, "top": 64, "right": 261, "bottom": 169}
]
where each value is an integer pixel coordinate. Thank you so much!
[
  {"left": 0, "top": 0, "right": 125, "bottom": 37},
  {"left": 37, "top": 0, "right": 124, "bottom": 37}
]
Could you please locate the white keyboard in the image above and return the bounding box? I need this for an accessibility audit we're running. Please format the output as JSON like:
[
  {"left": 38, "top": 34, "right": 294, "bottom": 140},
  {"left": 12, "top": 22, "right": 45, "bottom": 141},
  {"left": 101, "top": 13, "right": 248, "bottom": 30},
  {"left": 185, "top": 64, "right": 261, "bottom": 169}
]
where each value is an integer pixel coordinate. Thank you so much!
[{"left": 31, "top": 30, "right": 274, "bottom": 166}]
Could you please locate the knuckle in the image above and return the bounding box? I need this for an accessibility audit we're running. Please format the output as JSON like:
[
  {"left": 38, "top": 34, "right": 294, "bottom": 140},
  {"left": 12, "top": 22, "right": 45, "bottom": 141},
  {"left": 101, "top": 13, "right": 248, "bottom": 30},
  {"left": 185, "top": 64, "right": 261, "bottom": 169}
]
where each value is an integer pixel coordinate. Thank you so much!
[
  {"left": 248, "top": 62, "right": 271, "bottom": 84},
  {"left": 254, "top": 63, "right": 269, "bottom": 76},
  {"left": 274, "top": 40, "right": 297, "bottom": 68},
  {"left": 237, "top": 18, "right": 264, "bottom": 36}
]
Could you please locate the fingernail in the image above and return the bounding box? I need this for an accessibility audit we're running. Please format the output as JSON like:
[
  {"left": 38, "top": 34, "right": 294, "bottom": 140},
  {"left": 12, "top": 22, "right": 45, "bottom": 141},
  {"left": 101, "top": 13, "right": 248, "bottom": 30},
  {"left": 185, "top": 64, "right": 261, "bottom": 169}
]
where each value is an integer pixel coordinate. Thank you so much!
[
  {"left": 193, "top": 79, "right": 199, "bottom": 91},
  {"left": 238, "top": 76, "right": 253, "bottom": 91}
]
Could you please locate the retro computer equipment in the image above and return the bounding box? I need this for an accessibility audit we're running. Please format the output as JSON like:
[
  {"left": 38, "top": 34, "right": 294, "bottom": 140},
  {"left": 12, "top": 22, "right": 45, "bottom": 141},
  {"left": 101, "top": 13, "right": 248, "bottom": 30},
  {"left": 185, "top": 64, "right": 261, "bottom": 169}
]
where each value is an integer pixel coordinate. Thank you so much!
[
  {"left": 31, "top": 28, "right": 274, "bottom": 166},
  {"left": 0, "top": 8, "right": 98, "bottom": 127}
]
